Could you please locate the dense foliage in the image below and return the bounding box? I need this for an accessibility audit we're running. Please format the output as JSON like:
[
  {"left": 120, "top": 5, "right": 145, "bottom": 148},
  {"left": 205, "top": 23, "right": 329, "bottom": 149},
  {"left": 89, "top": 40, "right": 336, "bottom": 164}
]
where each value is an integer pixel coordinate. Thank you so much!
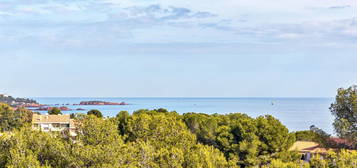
[
  {"left": 87, "top": 109, "right": 103, "bottom": 118},
  {"left": 182, "top": 112, "right": 297, "bottom": 167},
  {"left": 0, "top": 104, "right": 32, "bottom": 131},
  {"left": 330, "top": 85, "right": 357, "bottom": 148},
  {"left": 0, "top": 104, "right": 356, "bottom": 167},
  {"left": 48, "top": 107, "right": 62, "bottom": 115}
]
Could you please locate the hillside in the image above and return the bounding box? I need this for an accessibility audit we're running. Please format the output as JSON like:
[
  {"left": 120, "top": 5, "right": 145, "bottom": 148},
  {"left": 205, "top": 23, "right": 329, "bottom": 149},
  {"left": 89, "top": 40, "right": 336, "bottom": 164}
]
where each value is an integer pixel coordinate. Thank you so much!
[{"left": 0, "top": 94, "right": 38, "bottom": 107}]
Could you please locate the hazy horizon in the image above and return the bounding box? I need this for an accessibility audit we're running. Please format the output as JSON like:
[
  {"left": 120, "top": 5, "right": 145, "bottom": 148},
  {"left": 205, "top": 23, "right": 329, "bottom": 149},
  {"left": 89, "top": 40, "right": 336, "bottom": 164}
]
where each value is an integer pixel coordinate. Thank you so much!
[{"left": 27, "top": 96, "right": 334, "bottom": 98}]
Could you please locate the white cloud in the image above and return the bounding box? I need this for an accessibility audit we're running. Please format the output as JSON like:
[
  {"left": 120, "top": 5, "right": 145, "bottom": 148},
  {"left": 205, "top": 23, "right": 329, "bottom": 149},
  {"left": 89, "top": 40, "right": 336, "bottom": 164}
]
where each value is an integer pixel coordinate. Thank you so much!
[
  {"left": 1, "top": 0, "right": 357, "bottom": 48},
  {"left": 329, "top": 5, "right": 351, "bottom": 9}
]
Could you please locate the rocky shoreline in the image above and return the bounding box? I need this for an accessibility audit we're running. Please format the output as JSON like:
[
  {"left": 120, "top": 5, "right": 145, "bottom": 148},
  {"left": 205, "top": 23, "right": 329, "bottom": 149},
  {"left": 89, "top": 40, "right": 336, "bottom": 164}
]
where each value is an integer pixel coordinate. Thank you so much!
[{"left": 79, "top": 101, "right": 128, "bottom": 105}]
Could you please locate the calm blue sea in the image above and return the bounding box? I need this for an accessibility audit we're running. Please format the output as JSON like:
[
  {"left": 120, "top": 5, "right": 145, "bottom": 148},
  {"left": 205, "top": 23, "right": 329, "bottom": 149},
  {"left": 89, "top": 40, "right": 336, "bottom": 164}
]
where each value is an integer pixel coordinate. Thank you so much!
[{"left": 31, "top": 97, "right": 335, "bottom": 134}]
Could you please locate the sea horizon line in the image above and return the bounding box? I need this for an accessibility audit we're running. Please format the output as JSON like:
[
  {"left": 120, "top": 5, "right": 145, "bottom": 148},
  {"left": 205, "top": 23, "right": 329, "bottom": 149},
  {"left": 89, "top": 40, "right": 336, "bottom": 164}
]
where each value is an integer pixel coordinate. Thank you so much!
[{"left": 29, "top": 96, "right": 334, "bottom": 99}]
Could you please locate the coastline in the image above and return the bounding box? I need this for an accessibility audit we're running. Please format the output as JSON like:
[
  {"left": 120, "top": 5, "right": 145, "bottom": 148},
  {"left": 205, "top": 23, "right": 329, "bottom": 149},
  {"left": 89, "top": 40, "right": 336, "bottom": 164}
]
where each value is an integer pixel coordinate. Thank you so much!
[{"left": 30, "top": 97, "right": 335, "bottom": 134}]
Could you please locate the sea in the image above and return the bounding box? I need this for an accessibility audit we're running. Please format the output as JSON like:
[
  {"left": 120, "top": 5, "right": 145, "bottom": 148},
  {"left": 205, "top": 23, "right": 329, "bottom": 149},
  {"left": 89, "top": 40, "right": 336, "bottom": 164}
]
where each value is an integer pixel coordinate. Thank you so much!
[{"left": 31, "top": 97, "right": 335, "bottom": 134}]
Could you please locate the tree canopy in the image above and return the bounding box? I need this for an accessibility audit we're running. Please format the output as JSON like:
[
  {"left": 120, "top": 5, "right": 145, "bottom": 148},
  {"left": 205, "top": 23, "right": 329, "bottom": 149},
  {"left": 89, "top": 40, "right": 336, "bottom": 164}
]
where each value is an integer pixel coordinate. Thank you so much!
[
  {"left": 330, "top": 85, "right": 357, "bottom": 148},
  {"left": 87, "top": 109, "right": 103, "bottom": 118},
  {"left": 0, "top": 103, "right": 32, "bottom": 132},
  {"left": 48, "top": 107, "right": 62, "bottom": 115},
  {"left": 0, "top": 107, "right": 356, "bottom": 167}
]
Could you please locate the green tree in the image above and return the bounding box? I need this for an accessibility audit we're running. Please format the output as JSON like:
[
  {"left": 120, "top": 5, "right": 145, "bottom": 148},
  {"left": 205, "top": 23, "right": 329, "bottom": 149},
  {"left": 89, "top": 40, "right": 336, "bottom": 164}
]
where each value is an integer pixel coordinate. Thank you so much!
[
  {"left": 76, "top": 115, "right": 123, "bottom": 146},
  {"left": 262, "top": 159, "right": 309, "bottom": 168},
  {"left": 215, "top": 113, "right": 261, "bottom": 167},
  {"left": 87, "top": 109, "right": 103, "bottom": 118},
  {"left": 0, "top": 103, "right": 33, "bottom": 132},
  {"left": 155, "top": 146, "right": 185, "bottom": 168},
  {"left": 14, "top": 107, "right": 33, "bottom": 125},
  {"left": 2, "top": 108, "right": 357, "bottom": 168},
  {"left": 48, "top": 107, "right": 62, "bottom": 115},
  {"left": 127, "top": 112, "right": 196, "bottom": 149},
  {"left": 0, "top": 103, "right": 16, "bottom": 132},
  {"left": 183, "top": 113, "right": 219, "bottom": 146},
  {"left": 116, "top": 111, "right": 130, "bottom": 137},
  {"left": 0, "top": 127, "right": 73, "bottom": 167},
  {"left": 330, "top": 85, "right": 357, "bottom": 148},
  {"left": 325, "top": 150, "right": 357, "bottom": 168},
  {"left": 155, "top": 108, "right": 169, "bottom": 113},
  {"left": 120, "top": 140, "right": 158, "bottom": 168},
  {"left": 256, "top": 115, "right": 295, "bottom": 160},
  {"left": 310, "top": 155, "right": 328, "bottom": 168},
  {"left": 7, "top": 148, "right": 49, "bottom": 168},
  {"left": 334, "top": 150, "right": 357, "bottom": 168},
  {"left": 73, "top": 115, "right": 125, "bottom": 167},
  {"left": 295, "top": 130, "right": 317, "bottom": 141},
  {"left": 184, "top": 144, "right": 234, "bottom": 168}
]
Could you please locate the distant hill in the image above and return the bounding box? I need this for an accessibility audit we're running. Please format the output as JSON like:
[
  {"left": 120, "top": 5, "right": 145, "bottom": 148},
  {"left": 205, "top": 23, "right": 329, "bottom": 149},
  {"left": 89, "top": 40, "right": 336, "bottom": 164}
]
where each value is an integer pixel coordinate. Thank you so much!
[{"left": 0, "top": 94, "right": 38, "bottom": 107}]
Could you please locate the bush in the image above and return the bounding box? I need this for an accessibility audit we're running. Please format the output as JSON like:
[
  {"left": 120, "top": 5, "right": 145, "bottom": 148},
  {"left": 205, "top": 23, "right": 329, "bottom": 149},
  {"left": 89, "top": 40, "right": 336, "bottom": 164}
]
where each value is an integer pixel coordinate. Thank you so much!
[{"left": 87, "top": 109, "right": 103, "bottom": 118}]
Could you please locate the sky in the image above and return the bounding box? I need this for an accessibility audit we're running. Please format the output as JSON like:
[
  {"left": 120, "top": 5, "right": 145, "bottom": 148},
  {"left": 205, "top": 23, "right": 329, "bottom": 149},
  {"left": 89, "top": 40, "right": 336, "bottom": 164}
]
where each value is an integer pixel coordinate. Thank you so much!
[{"left": 1, "top": 0, "right": 356, "bottom": 97}]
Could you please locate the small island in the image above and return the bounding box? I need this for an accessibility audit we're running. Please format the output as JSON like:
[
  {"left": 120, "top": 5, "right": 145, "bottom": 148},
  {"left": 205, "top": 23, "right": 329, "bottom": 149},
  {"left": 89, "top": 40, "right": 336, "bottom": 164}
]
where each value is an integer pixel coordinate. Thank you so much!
[{"left": 79, "top": 101, "right": 128, "bottom": 105}]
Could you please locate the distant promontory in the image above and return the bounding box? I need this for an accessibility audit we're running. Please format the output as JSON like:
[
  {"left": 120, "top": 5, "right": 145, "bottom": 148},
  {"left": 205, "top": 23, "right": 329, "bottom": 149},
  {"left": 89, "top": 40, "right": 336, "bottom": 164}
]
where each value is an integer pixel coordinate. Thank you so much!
[{"left": 0, "top": 94, "right": 39, "bottom": 107}]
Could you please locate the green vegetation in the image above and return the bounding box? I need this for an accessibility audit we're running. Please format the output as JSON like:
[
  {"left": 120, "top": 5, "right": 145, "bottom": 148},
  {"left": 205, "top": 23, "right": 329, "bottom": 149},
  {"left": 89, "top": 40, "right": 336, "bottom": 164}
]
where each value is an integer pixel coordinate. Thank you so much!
[
  {"left": 308, "top": 150, "right": 357, "bottom": 168},
  {"left": 0, "top": 104, "right": 32, "bottom": 132},
  {"left": 330, "top": 85, "right": 357, "bottom": 148},
  {"left": 0, "top": 85, "right": 357, "bottom": 167},
  {"left": 1, "top": 104, "right": 356, "bottom": 167},
  {"left": 87, "top": 109, "right": 103, "bottom": 118},
  {"left": 182, "top": 112, "right": 297, "bottom": 167},
  {"left": 48, "top": 107, "right": 62, "bottom": 115}
]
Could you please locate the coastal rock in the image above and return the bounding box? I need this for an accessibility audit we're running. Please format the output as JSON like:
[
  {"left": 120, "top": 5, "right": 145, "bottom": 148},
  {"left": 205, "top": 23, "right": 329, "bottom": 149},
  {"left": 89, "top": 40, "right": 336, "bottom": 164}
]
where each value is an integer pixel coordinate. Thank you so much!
[
  {"left": 79, "top": 101, "right": 128, "bottom": 105},
  {"left": 20, "top": 103, "right": 44, "bottom": 108},
  {"left": 35, "top": 106, "right": 72, "bottom": 111}
]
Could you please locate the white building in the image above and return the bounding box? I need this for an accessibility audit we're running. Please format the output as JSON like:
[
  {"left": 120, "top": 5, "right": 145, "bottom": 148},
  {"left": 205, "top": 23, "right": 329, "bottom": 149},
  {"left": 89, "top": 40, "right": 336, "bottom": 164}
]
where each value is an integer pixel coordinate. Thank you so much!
[
  {"left": 0, "top": 94, "right": 9, "bottom": 97},
  {"left": 32, "top": 114, "right": 76, "bottom": 136}
]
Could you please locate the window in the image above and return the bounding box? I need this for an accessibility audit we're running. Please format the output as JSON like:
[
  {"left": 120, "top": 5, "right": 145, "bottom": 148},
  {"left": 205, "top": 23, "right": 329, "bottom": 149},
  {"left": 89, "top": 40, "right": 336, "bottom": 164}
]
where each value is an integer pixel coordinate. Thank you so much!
[
  {"left": 52, "top": 123, "right": 60, "bottom": 128},
  {"left": 61, "top": 124, "right": 70, "bottom": 128}
]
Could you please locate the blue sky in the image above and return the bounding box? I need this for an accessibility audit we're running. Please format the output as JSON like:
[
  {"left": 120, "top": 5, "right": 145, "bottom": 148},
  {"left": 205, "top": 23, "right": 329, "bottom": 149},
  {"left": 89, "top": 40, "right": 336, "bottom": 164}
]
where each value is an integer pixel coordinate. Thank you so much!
[{"left": 1, "top": 0, "right": 356, "bottom": 97}]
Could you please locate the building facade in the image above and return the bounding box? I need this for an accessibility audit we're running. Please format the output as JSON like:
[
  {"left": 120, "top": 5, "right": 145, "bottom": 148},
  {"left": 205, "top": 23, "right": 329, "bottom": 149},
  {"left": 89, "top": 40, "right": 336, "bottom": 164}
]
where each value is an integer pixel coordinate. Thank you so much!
[{"left": 32, "top": 114, "right": 76, "bottom": 136}]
